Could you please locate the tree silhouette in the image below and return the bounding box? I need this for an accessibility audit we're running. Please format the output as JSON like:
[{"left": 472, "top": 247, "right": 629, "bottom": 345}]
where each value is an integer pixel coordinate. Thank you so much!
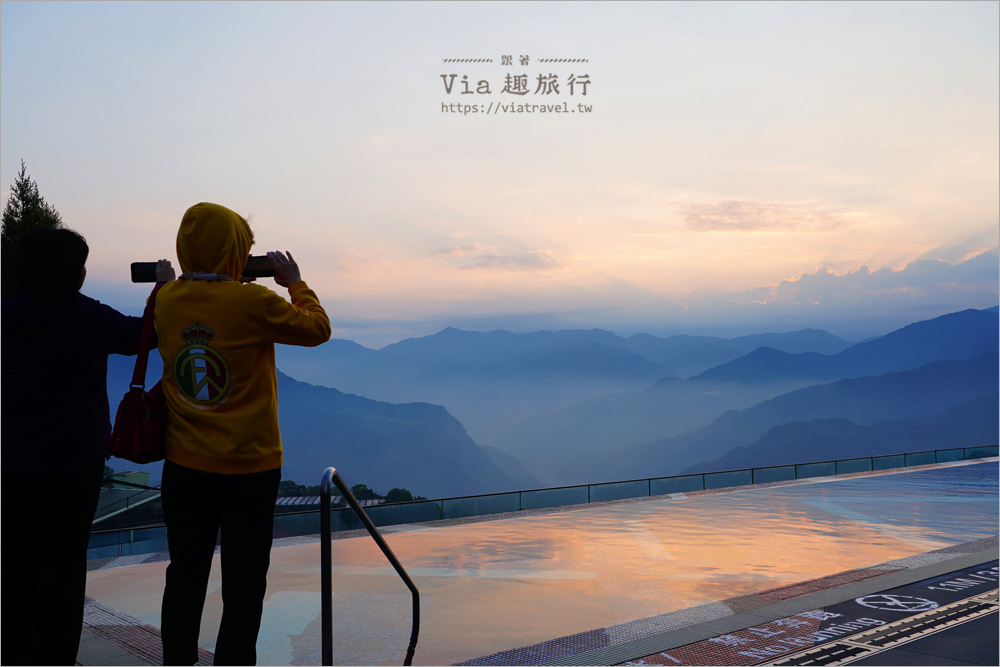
[
  {"left": 350, "top": 483, "right": 383, "bottom": 500},
  {"left": 2, "top": 160, "right": 64, "bottom": 295},
  {"left": 385, "top": 488, "right": 414, "bottom": 503},
  {"left": 275, "top": 480, "right": 425, "bottom": 502}
]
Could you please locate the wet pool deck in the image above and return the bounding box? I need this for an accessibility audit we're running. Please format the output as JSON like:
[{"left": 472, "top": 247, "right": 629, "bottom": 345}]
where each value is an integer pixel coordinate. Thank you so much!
[{"left": 81, "top": 458, "right": 998, "bottom": 666}]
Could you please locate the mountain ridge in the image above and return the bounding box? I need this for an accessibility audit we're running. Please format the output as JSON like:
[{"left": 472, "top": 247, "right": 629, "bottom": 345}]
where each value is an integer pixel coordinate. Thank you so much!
[
  {"left": 606, "top": 353, "right": 998, "bottom": 481},
  {"left": 274, "top": 325, "right": 854, "bottom": 445},
  {"left": 695, "top": 308, "right": 997, "bottom": 383},
  {"left": 689, "top": 392, "right": 1000, "bottom": 472}
]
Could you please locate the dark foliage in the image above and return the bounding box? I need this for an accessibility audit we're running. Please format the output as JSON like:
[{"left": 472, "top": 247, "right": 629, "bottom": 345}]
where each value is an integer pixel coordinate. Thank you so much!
[
  {"left": 350, "top": 483, "right": 382, "bottom": 500},
  {"left": 385, "top": 488, "right": 413, "bottom": 503},
  {"left": 1, "top": 161, "right": 63, "bottom": 295},
  {"left": 276, "top": 480, "right": 425, "bottom": 503},
  {"left": 276, "top": 480, "right": 322, "bottom": 497}
]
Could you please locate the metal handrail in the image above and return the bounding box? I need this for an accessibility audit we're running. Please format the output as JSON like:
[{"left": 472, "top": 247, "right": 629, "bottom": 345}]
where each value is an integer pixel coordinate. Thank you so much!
[
  {"left": 92, "top": 492, "right": 162, "bottom": 525},
  {"left": 320, "top": 467, "right": 420, "bottom": 666}
]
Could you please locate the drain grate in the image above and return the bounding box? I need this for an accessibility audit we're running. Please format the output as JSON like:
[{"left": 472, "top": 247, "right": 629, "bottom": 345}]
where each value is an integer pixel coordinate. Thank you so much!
[
  {"left": 771, "top": 589, "right": 999, "bottom": 666},
  {"left": 771, "top": 642, "right": 869, "bottom": 666}
]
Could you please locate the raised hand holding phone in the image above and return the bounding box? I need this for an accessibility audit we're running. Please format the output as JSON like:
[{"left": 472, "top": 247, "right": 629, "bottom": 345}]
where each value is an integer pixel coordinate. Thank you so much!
[{"left": 267, "top": 251, "right": 302, "bottom": 288}]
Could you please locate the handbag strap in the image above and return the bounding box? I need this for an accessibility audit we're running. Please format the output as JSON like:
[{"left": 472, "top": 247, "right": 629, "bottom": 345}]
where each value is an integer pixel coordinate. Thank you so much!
[{"left": 130, "top": 282, "right": 166, "bottom": 389}]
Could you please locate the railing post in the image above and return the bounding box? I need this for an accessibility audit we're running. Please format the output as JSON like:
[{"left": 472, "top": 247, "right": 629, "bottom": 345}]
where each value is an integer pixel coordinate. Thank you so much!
[
  {"left": 321, "top": 466, "right": 420, "bottom": 667},
  {"left": 320, "top": 468, "right": 334, "bottom": 666}
]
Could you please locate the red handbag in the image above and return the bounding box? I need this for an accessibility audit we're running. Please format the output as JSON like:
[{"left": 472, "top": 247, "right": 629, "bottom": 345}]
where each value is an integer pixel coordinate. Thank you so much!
[{"left": 110, "top": 282, "right": 168, "bottom": 464}]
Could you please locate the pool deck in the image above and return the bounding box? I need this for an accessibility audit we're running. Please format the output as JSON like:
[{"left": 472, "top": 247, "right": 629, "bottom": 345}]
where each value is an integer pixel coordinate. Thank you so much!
[{"left": 79, "top": 458, "right": 998, "bottom": 666}]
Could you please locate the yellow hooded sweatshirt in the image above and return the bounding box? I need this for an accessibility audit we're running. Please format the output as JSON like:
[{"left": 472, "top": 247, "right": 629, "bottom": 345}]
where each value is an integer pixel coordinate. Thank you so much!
[{"left": 155, "top": 203, "right": 331, "bottom": 474}]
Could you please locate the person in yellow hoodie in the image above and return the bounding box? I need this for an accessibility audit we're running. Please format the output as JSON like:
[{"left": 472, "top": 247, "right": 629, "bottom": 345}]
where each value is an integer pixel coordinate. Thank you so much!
[{"left": 155, "top": 202, "right": 331, "bottom": 665}]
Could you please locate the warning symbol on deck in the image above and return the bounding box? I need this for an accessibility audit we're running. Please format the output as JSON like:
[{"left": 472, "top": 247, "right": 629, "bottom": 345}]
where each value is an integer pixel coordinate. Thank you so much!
[{"left": 854, "top": 594, "right": 939, "bottom": 612}]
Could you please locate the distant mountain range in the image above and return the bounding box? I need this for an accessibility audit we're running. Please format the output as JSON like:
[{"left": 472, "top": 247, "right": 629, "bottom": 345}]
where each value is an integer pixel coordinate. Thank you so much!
[
  {"left": 492, "top": 309, "right": 998, "bottom": 484},
  {"left": 105, "top": 354, "right": 535, "bottom": 496},
  {"left": 105, "top": 306, "right": 998, "bottom": 496},
  {"left": 695, "top": 309, "right": 997, "bottom": 382},
  {"left": 693, "top": 392, "right": 999, "bottom": 472},
  {"left": 275, "top": 326, "right": 854, "bottom": 446},
  {"left": 496, "top": 377, "right": 813, "bottom": 486},
  {"left": 274, "top": 371, "right": 530, "bottom": 498},
  {"left": 606, "top": 353, "right": 998, "bottom": 480}
]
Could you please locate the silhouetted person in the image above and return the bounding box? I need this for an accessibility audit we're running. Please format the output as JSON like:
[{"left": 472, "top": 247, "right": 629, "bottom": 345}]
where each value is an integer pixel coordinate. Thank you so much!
[{"left": 1, "top": 227, "right": 173, "bottom": 665}]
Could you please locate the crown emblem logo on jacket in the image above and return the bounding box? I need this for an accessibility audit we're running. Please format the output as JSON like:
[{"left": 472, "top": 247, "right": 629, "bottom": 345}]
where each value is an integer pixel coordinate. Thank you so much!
[
  {"left": 181, "top": 323, "right": 216, "bottom": 346},
  {"left": 175, "top": 321, "right": 230, "bottom": 405}
]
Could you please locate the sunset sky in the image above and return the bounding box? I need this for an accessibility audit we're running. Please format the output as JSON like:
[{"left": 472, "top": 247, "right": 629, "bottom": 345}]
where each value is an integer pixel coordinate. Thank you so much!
[{"left": 2, "top": 1, "right": 997, "bottom": 347}]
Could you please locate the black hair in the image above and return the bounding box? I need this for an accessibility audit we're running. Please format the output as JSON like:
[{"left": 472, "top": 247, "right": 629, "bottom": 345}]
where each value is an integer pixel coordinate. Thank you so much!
[{"left": 11, "top": 227, "right": 89, "bottom": 300}]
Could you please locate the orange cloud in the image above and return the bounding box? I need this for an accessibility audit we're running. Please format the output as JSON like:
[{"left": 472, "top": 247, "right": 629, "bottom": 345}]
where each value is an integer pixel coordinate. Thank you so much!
[
  {"left": 438, "top": 244, "right": 560, "bottom": 272},
  {"left": 684, "top": 200, "right": 853, "bottom": 233}
]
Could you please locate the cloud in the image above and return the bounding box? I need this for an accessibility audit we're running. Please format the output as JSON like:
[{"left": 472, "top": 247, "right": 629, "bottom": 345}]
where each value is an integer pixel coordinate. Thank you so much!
[
  {"left": 665, "top": 249, "right": 999, "bottom": 340},
  {"left": 438, "top": 243, "right": 560, "bottom": 272},
  {"left": 919, "top": 231, "right": 1000, "bottom": 264},
  {"left": 438, "top": 243, "right": 491, "bottom": 258},
  {"left": 714, "top": 249, "right": 999, "bottom": 307},
  {"left": 683, "top": 200, "right": 853, "bottom": 232}
]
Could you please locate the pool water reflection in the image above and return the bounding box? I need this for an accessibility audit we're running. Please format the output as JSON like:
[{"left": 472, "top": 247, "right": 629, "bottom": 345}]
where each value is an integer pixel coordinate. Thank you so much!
[{"left": 84, "top": 460, "right": 998, "bottom": 666}]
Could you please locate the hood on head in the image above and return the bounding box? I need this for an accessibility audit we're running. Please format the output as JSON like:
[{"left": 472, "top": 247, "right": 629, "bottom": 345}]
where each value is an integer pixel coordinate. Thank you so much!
[{"left": 176, "top": 203, "right": 254, "bottom": 279}]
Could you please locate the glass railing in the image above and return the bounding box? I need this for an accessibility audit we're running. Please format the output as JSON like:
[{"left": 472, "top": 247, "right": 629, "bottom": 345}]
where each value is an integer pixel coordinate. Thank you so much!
[
  {"left": 88, "top": 445, "right": 998, "bottom": 560},
  {"left": 94, "top": 492, "right": 163, "bottom": 530}
]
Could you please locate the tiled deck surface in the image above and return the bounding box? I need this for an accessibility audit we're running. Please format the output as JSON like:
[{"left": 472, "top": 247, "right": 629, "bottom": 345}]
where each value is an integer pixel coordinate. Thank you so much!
[{"left": 82, "top": 459, "right": 998, "bottom": 666}]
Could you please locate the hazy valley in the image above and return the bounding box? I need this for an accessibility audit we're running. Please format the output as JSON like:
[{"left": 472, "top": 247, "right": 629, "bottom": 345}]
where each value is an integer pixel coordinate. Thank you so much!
[{"left": 107, "top": 307, "right": 998, "bottom": 497}]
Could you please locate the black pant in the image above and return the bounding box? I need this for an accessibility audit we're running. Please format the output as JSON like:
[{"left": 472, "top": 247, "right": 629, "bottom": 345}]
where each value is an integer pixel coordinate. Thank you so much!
[
  {"left": 160, "top": 460, "right": 280, "bottom": 666},
  {"left": 1, "top": 461, "right": 104, "bottom": 666}
]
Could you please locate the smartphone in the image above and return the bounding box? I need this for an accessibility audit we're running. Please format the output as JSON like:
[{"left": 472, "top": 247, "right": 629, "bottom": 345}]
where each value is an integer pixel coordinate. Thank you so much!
[{"left": 130, "top": 256, "right": 276, "bottom": 283}]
